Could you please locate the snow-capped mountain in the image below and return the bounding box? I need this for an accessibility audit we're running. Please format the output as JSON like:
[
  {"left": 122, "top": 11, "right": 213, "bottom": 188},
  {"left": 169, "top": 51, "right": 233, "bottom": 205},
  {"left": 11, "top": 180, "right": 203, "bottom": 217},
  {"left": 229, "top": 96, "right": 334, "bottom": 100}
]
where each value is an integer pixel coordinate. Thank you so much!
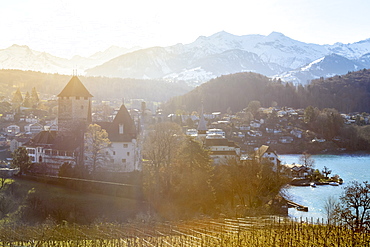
[
  {"left": 86, "top": 31, "right": 370, "bottom": 85},
  {"left": 0, "top": 44, "right": 139, "bottom": 75},
  {"left": 5, "top": 31, "right": 370, "bottom": 85},
  {"left": 277, "top": 54, "right": 366, "bottom": 85}
]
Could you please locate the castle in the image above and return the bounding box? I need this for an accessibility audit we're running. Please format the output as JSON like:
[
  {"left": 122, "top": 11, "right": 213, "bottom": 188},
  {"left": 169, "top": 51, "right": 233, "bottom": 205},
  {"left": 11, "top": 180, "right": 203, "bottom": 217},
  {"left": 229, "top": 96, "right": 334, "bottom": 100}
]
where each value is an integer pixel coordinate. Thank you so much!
[{"left": 25, "top": 76, "right": 140, "bottom": 174}]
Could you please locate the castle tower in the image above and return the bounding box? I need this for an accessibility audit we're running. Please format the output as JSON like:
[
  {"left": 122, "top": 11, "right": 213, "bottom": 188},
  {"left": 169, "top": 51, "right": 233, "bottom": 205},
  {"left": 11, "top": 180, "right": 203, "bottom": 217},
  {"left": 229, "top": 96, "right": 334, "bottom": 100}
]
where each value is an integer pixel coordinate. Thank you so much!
[{"left": 57, "top": 76, "right": 93, "bottom": 135}]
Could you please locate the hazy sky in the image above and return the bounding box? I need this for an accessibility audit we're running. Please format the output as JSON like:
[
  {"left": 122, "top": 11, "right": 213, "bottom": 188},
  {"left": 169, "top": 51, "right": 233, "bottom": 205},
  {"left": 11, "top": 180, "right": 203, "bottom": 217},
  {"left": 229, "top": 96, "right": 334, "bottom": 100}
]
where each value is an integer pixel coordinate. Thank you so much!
[{"left": 2, "top": 0, "right": 370, "bottom": 58}]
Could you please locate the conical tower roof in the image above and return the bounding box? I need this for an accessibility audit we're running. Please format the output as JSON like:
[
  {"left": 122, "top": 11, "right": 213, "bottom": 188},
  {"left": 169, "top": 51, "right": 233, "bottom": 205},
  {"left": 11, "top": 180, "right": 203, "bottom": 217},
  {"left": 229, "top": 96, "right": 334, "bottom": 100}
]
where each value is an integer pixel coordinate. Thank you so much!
[
  {"left": 197, "top": 105, "right": 208, "bottom": 133},
  {"left": 57, "top": 76, "right": 93, "bottom": 98},
  {"left": 113, "top": 104, "right": 137, "bottom": 136}
]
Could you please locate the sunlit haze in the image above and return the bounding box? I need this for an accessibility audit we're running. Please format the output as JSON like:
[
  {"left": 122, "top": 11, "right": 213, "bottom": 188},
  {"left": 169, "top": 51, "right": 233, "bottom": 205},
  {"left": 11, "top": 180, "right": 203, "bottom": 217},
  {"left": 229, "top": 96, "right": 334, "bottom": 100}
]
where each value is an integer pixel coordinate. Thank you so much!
[{"left": 2, "top": 0, "right": 370, "bottom": 58}]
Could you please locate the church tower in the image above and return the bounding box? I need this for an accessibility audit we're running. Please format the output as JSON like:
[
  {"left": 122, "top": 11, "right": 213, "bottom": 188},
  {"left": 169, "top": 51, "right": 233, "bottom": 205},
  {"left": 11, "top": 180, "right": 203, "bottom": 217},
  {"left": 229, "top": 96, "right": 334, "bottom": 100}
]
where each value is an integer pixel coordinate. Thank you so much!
[
  {"left": 197, "top": 104, "right": 208, "bottom": 138},
  {"left": 57, "top": 76, "right": 93, "bottom": 135}
]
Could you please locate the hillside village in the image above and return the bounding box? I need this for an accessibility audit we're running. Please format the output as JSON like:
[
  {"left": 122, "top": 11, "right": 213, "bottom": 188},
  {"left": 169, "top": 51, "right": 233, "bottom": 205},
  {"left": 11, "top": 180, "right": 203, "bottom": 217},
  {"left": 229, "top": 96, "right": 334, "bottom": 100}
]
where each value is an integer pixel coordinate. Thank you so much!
[{"left": 0, "top": 75, "right": 366, "bottom": 177}]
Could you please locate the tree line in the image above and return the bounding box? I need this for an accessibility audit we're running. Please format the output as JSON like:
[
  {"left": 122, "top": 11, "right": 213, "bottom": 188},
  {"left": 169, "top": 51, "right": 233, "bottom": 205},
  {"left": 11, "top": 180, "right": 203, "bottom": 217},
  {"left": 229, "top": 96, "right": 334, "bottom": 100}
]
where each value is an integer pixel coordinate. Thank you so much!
[
  {"left": 0, "top": 69, "right": 191, "bottom": 103},
  {"left": 142, "top": 122, "right": 288, "bottom": 219},
  {"left": 163, "top": 69, "right": 370, "bottom": 114}
]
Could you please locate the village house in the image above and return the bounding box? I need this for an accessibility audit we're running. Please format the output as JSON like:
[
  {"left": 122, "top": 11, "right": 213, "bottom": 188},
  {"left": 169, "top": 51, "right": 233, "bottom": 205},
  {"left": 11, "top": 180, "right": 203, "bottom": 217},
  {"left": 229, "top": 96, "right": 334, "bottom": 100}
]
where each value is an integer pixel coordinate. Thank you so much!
[
  {"left": 193, "top": 109, "right": 240, "bottom": 165},
  {"left": 25, "top": 130, "right": 78, "bottom": 174},
  {"left": 254, "top": 145, "right": 281, "bottom": 171},
  {"left": 204, "top": 135, "right": 241, "bottom": 165},
  {"left": 290, "top": 129, "right": 303, "bottom": 139},
  {"left": 24, "top": 123, "right": 43, "bottom": 134},
  {"left": 6, "top": 125, "right": 20, "bottom": 135},
  {"left": 281, "top": 163, "right": 313, "bottom": 178},
  {"left": 279, "top": 136, "right": 294, "bottom": 144},
  {"left": 96, "top": 104, "right": 141, "bottom": 172},
  {"left": 2, "top": 112, "right": 15, "bottom": 121},
  {"left": 9, "top": 136, "right": 29, "bottom": 152}
]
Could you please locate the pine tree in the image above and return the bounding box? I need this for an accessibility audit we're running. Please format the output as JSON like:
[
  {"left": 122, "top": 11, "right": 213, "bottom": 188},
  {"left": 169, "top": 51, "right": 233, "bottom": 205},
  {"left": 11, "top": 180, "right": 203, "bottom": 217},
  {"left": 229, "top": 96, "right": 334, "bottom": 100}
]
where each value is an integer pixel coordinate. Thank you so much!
[
  {"left": 31, "top": 87, "right": 39, "bottom": 107},
  {"left": 11, "top": 88, "right": 23, "bottom": 106},
  {"left": 23, "top": 92, "right": 32, "bottom": 108}
]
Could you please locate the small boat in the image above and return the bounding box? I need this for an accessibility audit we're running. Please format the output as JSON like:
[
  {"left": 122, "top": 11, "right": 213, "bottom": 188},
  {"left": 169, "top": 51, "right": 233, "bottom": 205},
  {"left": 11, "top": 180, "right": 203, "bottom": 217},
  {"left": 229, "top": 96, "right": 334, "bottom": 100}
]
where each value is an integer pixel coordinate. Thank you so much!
[
  {"left": 329, "top": 182, "right": 339, "bottom": 186},
  {"left": 297, "top": 206, "right": 308, "bottom": 212},
  {"left": 310, "top": 182, "right": 316, "bottom": 187}
]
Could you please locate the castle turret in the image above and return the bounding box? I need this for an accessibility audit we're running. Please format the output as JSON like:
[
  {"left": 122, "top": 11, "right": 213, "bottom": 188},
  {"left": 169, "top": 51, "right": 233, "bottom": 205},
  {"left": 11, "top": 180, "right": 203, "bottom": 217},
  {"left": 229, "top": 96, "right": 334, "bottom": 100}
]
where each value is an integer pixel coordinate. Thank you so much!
[{"left": 57, "top": 76, "right": 93, "bottom": 135}]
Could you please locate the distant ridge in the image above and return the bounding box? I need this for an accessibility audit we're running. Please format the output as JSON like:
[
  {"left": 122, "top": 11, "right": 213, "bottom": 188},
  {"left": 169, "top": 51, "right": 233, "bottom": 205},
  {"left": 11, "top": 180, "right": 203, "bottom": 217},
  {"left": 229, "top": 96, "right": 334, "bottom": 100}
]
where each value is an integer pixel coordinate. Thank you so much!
[
  {"left": 163, "top": 69, "right": 370, "bottom": 114},
  {"left": 4, "top": 31, "right": 370, "bottom": 85}
]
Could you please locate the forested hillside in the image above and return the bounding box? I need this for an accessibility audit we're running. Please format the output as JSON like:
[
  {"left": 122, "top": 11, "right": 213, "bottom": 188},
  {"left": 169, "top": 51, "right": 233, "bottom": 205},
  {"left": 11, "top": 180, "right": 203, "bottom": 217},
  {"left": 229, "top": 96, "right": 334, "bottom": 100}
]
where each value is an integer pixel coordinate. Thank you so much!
[
  {"left": 0, "top": 70, "right": 191, "bottom": 102},
  {"left": 163, "top": 69, "right": 370, "bottom": 113}
]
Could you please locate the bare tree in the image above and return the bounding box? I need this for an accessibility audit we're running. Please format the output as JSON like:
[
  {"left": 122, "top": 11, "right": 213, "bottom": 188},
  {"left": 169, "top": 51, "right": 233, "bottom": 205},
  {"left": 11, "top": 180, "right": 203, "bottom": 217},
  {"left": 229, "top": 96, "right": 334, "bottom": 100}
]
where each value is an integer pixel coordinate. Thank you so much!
[
  {"left": 143, "top": 122, "right": 183, "bottom": 168},
  {"left": 337, "top": 180, "right": 370, "bottom": 232},
  {"left": 323, "top": 195, "right": 339, "bottom": 224},
  {"left": 322, "top": 166, "right": 332, "bottom": 179},
  {"left": 299, "top": 152, "right": 315, "bottom": 169},
  {"left": 84, "top": 124, "right": 111, "bottom": 172}
]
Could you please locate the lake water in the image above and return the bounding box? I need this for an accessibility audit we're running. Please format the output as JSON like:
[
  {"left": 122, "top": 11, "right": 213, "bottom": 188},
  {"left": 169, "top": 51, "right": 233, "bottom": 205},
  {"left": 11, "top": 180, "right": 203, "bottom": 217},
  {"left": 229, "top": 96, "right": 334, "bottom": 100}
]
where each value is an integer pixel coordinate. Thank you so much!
[{"left": 279, "top": 153, "right": 370, "bottom": 220}]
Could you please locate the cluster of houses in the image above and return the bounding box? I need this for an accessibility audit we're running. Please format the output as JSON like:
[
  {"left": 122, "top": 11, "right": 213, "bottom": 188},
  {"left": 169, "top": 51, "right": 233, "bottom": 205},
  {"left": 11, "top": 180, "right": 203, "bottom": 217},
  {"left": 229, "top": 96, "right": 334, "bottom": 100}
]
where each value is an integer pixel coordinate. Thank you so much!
[
  {"left": 185, "top": 109, "right": 313, "bottom": 178},
  {"left": 4, "top": 76, "right": 365, "bottom": 179},
  {"left": 1, "top": 76, "right": 141, "bottom": 175}
]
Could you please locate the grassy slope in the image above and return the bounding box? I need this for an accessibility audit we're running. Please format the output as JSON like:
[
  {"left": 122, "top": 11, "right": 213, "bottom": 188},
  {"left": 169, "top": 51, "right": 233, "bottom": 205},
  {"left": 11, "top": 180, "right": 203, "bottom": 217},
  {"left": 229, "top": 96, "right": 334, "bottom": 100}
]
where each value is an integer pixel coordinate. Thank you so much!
[{"left": 12, "top": 177, "right": 144, "bottom": 223}]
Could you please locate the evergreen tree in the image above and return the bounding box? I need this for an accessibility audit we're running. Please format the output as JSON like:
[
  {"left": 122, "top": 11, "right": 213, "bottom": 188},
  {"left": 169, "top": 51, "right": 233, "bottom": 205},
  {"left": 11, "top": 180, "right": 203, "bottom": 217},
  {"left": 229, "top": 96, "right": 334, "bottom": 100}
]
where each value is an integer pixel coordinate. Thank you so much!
[
  {"left": 11, "top": 88, "right": 23, "bottom": 106},
  {"left": 31, "top": 87, "right": 39, "bottom": 107},
  {"left": 22, "top": 91, "right": 32, "bottom": 108}
]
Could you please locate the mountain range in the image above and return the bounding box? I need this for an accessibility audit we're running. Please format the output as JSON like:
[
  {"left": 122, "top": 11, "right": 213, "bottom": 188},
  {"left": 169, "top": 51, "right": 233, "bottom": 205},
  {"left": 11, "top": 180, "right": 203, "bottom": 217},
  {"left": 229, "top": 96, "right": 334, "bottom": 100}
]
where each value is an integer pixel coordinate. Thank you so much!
[{"left": 4, "top": 31, "right": 370, "bottom": 85}]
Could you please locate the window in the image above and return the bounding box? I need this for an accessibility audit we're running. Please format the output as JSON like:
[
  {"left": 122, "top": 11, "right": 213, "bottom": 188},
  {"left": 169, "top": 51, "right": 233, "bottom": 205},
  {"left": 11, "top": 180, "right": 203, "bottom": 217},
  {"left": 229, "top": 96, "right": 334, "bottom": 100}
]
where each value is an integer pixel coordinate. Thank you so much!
[
  {"left": 122, "top": 159, "right": 126, "bottom": 163},
  {"left": 81, "top": 105, "right": 84, "bottom": 110},
  {"left": 84, "top": 97, "right": 88, "bottom": 100},
  {"left": 127, "top": 152, "right": 130, "bottom": 156},
  {"left": 76, "top": 96, "right": 80, "bottom": 100},
  {"left": 123, "top": 144, "right": 128, "bottom": 148},
  {"left": 113, "top": 151, "right": 116, "bottom": 155},
  {"left": 119, "top": 124, "right": 124, "bottom": 134}
]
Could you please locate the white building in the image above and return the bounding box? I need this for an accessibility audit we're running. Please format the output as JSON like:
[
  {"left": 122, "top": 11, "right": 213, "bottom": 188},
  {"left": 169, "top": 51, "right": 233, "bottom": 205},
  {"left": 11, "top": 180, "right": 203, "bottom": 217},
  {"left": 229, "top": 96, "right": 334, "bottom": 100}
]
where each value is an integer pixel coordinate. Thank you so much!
[
  {"left": 10, "top": 137, "right": 29, "bottom": 152},
  {"left": 97, "top": 104, "right": 141, "bottom": 172},
  {"left": 25, "top": 131, "right": 77, "bottom": 175},
  {"left": 204, "top": 134, "right": 240, "bottom": 165},
  {"left": 6, "top": 125, "right": 20, "bottom": 135},
  {"left": 24, "top": 123, "right": 43, "bottom": 134},
  {"left": 254, "top": 145, "right": 281, "bottom": 171}
]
